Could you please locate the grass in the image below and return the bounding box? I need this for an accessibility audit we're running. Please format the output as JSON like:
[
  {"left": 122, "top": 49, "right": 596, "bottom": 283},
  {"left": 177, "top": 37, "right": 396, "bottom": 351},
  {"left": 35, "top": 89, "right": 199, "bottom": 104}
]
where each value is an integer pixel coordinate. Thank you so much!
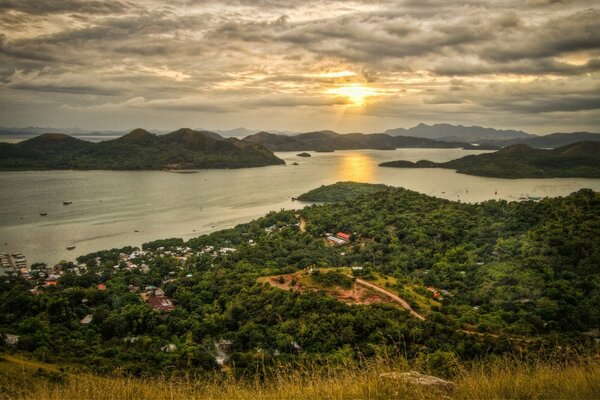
[{"left": 1, "top": 353, "right": 599, "bottom": 400}]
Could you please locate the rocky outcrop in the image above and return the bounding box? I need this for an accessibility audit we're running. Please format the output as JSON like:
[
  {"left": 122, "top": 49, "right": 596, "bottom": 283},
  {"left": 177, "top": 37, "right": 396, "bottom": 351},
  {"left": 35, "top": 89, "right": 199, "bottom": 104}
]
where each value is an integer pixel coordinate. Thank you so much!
[{"left": 379, "top": 371, "right": 455, "bottom": 390}]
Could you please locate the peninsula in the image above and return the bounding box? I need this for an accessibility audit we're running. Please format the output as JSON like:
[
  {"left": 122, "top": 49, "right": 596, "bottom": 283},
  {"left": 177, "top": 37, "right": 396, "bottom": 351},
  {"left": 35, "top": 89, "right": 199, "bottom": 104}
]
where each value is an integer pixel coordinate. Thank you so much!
[{"left": 380, "top": 141, "right": 600, "bottom": 178}]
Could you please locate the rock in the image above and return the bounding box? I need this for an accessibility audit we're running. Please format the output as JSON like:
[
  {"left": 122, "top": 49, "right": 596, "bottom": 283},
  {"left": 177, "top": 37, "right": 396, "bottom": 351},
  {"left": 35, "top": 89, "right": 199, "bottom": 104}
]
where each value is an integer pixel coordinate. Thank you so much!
[{"left": 379, "top": 371, "right": 455, "bottom": 390}]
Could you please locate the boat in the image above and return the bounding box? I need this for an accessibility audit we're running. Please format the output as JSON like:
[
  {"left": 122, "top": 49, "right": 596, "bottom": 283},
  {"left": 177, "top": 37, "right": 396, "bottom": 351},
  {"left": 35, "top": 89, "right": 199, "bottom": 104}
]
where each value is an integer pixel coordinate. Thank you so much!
[
  {"left": 66, "top": 246, "right": 76, "bottom": 250},
  {"left": 63, "top": 201, "right": 72, "bottom": 205},
  {"left": 40, "top": 212, "right": 47, "bottom": 216}
]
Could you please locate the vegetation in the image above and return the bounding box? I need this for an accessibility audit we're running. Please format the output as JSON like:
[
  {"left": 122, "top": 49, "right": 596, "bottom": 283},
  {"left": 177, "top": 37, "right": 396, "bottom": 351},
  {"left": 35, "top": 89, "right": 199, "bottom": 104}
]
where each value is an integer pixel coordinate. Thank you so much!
[
  {"left": 383, "top": 122, "right": 532, "bottom": 143},
  {"left": 310, "top": 269, "right": 354, "bottom": 289},
  {"left": 0, "top": 129, "right": 285, "bottom": 170},
  {"left": 380, "top": 141, "right": 600, "bottom": 178},
  {"left": 1, "top": 183, "right": 599, "bottom": 381},
  {"left": 297, "top": 181, "right": 389, "bottom": 202},
  {"left": 243, "top": 130, "right": 476, "bottom": 151},
  {"left": 1, "top": 354, "right": 599, "bottom": 400}
]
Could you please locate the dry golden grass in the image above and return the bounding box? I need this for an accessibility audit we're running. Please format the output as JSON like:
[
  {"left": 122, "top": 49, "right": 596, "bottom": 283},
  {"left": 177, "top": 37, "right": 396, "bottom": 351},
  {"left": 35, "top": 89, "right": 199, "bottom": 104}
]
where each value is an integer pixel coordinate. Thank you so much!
[{"left": 1, "top": 354, "right": 599, "bottom": 400}]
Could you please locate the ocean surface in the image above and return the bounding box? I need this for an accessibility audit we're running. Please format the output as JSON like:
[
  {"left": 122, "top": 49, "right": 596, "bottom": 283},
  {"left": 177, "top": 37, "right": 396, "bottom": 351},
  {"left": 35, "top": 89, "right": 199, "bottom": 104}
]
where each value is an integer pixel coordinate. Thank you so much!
[{"left": 2, "top": 148, "right": 599, "bottom": 265}]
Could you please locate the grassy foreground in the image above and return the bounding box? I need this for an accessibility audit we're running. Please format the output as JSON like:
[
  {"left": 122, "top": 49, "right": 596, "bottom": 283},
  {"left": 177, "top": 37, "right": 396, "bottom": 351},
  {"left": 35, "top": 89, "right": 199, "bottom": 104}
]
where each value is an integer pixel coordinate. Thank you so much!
[{"left": 1, "top": 354, "right": 599, "bottom": 399}]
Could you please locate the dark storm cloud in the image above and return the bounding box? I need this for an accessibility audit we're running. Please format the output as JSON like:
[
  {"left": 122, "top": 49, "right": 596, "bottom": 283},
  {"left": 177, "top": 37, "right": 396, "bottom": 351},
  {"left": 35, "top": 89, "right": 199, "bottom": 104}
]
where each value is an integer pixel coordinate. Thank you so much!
[
  {"left": 0, "top": 0, "right": 132, "bottom": 15},
  {"left": 8, "top": 81, "right": 123, "bottom": 95},
  {"left": 481, "top": 8, "right": 600, "bottom": 62},
  {"left": 205, "top": 5, "right": 600, "bottom": 77},
  {"left": 433, "top": 58, "right": 600, "bottom": 77}
]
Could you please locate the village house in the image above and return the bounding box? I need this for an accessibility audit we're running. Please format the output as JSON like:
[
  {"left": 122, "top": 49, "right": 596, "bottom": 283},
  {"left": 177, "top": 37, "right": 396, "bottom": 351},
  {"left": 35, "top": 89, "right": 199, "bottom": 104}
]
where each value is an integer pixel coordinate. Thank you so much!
[
  {"left": 147, "top": 295, "right": 175, "bottom": 312},
  {"left": 325, "top": 231, "right": 351, "bottom": 245}
]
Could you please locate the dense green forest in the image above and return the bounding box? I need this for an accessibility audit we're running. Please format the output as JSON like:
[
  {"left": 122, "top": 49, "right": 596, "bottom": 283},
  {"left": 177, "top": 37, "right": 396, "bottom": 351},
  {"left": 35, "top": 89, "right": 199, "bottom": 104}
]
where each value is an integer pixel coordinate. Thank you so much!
[
  {"left": 0, "top": 129, "right": 284, "bottom": 170},
  {"left": 1, "top": 183, "right": 599, "bottom": 378},
  {"left": 297, "top": 182, "right": 388, "bottom": 202},
  {"left": 380, "top": 141, "right": 600, "bottom": 178}
]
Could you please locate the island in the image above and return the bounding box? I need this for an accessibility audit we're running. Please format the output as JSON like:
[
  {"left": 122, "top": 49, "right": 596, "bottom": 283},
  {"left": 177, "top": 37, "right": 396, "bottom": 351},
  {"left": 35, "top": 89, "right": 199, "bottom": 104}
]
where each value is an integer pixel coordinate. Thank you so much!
[
  {"left": 0, "top": 128, "right": 285, "bottom": 170},
  {"left": 379, "top": 141, "right": 600, "bottom": 178},
  {"left": 242, "top": 130, "right": 480, "bottom": 151},
  {"left": 296, "top": 152, "right": 311, "bottom": 157}
]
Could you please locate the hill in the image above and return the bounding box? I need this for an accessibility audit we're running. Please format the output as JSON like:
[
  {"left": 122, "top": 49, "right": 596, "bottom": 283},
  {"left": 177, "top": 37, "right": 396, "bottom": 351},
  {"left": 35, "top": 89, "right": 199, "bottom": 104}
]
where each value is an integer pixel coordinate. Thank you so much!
[
  {"left": 243, "top": 130, "right": 473, "bottom": 151},
  {"left": 1, "top": 183, "right": 599, "bottom": 378},
  {"left": 0, "top": 128, "right": 285, "bottom": 170},
  {"left": 380, "top": 141, "right": 600, "bottom": 178},
  {"left": 297, "top": 181, "right": 389, "bottom": 202},
  {"left": 384, "top": 123, "right": 533, "bottom": 143},
  {"left": 478, "top": 131, "right": 600, "bottom": 148},
  {"left": 520, "top": 131, "right": 600, "bottom": 148}
]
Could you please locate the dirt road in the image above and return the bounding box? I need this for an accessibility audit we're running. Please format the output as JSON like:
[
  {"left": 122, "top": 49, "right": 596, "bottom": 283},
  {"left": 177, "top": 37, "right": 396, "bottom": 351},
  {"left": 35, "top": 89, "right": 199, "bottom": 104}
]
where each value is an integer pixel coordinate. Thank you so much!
[
  {"left": 299, "top": 218, "right": 306, "bottom": 232},
  {"left": 353, "top": 278, "right": 426, "bottom": 321}
]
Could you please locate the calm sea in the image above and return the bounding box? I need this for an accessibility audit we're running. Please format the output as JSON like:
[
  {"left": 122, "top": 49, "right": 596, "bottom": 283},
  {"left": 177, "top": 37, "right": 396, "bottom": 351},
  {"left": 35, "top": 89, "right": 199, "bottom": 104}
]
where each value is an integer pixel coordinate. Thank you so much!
[{"left": 1, "top": 148, "right": 599, "bottom": 265}]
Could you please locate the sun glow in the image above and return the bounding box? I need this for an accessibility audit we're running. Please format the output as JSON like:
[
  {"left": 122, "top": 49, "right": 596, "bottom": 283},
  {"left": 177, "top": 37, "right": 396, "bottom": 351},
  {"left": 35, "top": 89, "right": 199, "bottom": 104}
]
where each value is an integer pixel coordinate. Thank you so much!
[
  {"left": 337, "top": 153, "right": 374, "bottom": 182},
  {"left": 327, "top": 84, "right": 379, "bottom": 106}
]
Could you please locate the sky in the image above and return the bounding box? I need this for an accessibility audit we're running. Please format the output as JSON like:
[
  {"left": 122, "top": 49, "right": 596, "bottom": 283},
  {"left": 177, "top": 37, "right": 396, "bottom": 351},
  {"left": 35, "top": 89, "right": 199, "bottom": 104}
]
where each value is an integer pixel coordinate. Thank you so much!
[{"left": 0, "top": 0, "right": 599, "bottom": 134}]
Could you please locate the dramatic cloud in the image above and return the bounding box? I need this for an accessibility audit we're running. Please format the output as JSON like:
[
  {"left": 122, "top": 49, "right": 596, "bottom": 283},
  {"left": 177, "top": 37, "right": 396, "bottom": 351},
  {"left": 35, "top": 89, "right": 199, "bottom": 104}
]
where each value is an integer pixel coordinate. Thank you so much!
[{"left": 0, "top": 0, "right": 598, "bottom": 133}]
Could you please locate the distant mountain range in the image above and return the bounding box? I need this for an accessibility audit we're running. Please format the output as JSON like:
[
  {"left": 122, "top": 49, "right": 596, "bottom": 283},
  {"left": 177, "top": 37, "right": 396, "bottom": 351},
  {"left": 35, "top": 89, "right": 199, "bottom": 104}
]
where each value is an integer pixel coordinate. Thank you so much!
[
  {"left": 206, "top": 127, "right": 298, "bottom": 138},
  {"left": 0, "top": 128, "right": 284, "bottom": 170},
  {"left": 380, "top": 141, "right": 600, "bottom": 178},
  {"left": 0, "top": 126, "right": 297, "bottom": 140},
  {"left": 484, "top": 132, "right": 600, "bottom": 148},
  {"left": 2, "top": 124, "right": 599, "bottom": 149},
  {"left": 241, "top": 130, "right": 491, "bottom": 151},
  {"left": 384, "top": 123, "right": 534, "bottom": 142}
]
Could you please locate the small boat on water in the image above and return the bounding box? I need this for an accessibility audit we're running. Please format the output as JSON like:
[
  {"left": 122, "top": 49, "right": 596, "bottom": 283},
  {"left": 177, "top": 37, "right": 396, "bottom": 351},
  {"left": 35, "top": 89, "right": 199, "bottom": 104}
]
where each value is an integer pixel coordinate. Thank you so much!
[
  {"left": 63, "top": 201, "right": 72, "bottom": 205},
  {"left": 40, "top": 212, "right": 47, "bottom": 216},
  {"left": 66, "top": 246, "right": 76, "bottom": 250}
]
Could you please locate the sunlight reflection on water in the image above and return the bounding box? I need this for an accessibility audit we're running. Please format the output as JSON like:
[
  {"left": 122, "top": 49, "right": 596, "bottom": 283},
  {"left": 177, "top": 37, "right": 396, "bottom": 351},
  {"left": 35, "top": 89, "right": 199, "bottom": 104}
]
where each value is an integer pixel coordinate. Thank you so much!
[{"left": 337, "top": 152, "right": 374, "bottom": 182}]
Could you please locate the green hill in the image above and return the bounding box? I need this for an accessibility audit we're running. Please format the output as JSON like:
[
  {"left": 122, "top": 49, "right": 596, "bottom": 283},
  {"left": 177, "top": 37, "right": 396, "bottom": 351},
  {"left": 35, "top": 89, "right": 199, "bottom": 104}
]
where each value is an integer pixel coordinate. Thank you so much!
[
  {"left": 0, "top": 129, "right": 285, "bottom": 170},
  {"left": 1, "top": 183, "right": 599, "bottom": 378},
  {"left": 297, "top": 181, "right": 389, "bottom": 202},
  {"left": 242, "top": 130, "right": 476, "bottom": 151},
  {"left": 380, "top": 141, "right": 600, "bottom": 178}
]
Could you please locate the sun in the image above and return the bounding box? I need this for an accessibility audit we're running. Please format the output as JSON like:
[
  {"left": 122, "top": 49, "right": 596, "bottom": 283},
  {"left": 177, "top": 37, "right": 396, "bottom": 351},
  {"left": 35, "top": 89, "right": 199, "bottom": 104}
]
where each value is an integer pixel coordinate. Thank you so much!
[{"left": 327, "top": 84, "right": 378, "bottom": 106}]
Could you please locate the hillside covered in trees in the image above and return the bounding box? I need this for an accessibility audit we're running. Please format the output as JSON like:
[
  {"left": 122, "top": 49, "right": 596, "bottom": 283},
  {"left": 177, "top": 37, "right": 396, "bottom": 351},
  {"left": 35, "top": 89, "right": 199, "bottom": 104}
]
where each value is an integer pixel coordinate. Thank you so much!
[
  {"left": 380, "top": 141, "right": 600, "bottom": 178},
  {"left": 0, "top": 129, "right": 285, "bottom": 170},
  {"left": 241, "top": 130, "right": 491, "bottom": 151},
  {"left": 1, "top": 183, "right": 598, "bottom": 378}
]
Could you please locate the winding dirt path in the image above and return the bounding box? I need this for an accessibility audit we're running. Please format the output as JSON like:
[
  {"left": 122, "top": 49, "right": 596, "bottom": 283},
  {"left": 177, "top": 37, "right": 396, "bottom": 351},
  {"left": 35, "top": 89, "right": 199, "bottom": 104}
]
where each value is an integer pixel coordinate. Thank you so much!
[
  {"left": 353, "top": 277, "right": 426, "bottom": 321},
  {"left": 299, "top": 218, "right": 306, "bottom": 232}
]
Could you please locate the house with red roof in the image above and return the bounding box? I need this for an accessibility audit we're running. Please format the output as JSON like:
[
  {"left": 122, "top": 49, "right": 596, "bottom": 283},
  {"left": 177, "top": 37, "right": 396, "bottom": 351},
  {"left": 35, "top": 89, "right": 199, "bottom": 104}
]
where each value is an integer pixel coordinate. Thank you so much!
[
  {"left": 97, "top": 283, "right": 107, "bottom": 291},
  {"left": 336, "top": 232, "right": 351, "bottom": 241}
]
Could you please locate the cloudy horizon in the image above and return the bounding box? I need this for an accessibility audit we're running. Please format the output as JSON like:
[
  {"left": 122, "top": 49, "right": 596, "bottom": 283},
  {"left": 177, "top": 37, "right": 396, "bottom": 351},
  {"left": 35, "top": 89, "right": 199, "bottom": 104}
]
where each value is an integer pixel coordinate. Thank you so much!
[{"left": 1, "top": 0, "right": 599, "bottom": 135}]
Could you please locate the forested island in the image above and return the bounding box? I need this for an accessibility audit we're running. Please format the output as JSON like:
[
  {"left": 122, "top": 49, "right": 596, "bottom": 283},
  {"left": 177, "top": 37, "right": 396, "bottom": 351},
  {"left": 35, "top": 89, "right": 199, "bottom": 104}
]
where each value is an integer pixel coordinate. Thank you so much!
[
  {"left": 242, "top": 130, "right": 493, "bottom": 151},
  {"left": 380, "top": 141, "right": 600, "bottom": 178},
  {"left": 0, "top": 128, "right": 285, "bottom": 170},
  {"left": 1, "top": 181, "right": 599, "bottom": 397}
]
